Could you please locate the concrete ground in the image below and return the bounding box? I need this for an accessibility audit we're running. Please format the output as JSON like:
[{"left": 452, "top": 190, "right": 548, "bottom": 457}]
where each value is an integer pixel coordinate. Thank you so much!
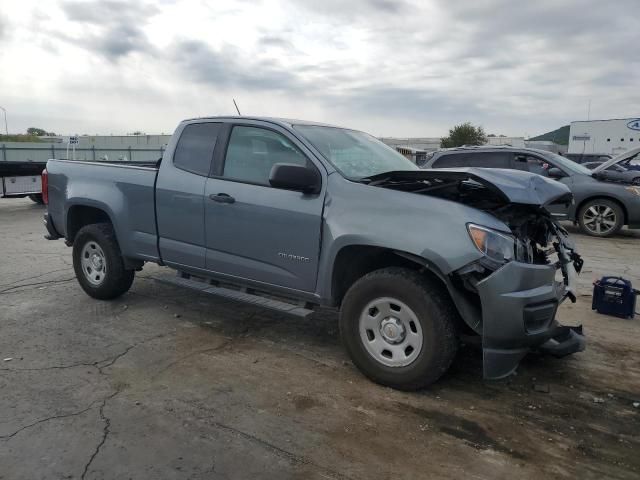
[{"left": 0, "top": 197, "right": 638, "bottom": 480}]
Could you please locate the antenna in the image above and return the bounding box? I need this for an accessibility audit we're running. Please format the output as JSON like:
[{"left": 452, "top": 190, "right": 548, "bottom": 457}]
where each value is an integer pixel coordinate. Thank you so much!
[{"left": 233, "top": 99, "right": 242, "bottom": 116}]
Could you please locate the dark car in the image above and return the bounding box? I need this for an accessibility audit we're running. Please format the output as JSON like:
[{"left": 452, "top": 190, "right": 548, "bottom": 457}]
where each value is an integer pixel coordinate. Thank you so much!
[
  {"left": 583, "top": 162, "right": 640, "bottom": 185},
  {"left": 422, "top": 146, "right": 640, "bottom": 237}
]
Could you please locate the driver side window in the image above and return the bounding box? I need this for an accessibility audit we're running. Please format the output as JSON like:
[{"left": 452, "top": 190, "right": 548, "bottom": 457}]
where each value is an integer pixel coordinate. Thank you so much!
[
  {"left": 516, "top": 155, "right": 551, "bottom": 177},
  {"left": 223, "top": 126, "right": 309, "bottom": 185}
]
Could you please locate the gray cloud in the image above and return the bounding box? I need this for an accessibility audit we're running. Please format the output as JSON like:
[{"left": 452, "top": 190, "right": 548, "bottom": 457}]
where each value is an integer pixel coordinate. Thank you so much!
[
  {"left": 170, "top": 40, "right": 305, "bottom": 92},
  {"left": 294, "top": 0, "right": 411, "bottom": 20},
  {"left": 0, "top": 13, "right": 7, "bottom": 41},
  {"left": 60, "top": 0, "right": 158, "bottom": 24},
  {"left": 334, "top": 85, "right": 485, "bottom": 123},
  {"left": 259, "top": 34, "right": 294, "bottom": 50},
  {"left": 3, "top": 0, "right": 639, "bottom": 136},
  {"left": 59, "top": 0, "right": 159, "bottom": 60},
  {"left": 437, "top": 0, "right": 640, "bottom": 69}
]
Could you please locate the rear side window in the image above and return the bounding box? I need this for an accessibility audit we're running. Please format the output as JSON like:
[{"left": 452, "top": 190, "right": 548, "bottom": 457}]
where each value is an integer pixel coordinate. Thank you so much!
[
  {"left": 433, "top": 152, "right": 509, "bottom": 168},
  {"left": 173, "top": 123, "right": 221, "bottom": 176}
]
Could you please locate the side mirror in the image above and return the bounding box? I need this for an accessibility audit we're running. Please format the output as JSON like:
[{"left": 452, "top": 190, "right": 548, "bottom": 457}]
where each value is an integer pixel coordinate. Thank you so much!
[
  {"left": 547, "top": 167, "right": 566, "bottom": 179},
  {"left": 269, "top": 163, "right": 320, "bottom": 194}
]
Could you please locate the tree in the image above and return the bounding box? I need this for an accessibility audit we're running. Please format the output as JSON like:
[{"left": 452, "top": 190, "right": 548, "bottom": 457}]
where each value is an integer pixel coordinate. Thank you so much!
[
  {"left": 27, "top": 127, "right": 48, "bottom": 136},
  {"left": 440, "top": 122, "right": 487, "bottom": 148}
]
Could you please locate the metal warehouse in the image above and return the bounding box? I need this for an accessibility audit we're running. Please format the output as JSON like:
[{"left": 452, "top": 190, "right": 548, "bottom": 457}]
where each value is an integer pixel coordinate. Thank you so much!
[{"left": 568, "top": 117, "right": 640, "bottom": 155}]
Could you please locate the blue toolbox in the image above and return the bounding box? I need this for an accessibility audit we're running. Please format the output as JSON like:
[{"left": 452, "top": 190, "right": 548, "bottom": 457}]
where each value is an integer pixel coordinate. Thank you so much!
[{"left": 592, "top": 277, "right": 638, "bottom": 319}]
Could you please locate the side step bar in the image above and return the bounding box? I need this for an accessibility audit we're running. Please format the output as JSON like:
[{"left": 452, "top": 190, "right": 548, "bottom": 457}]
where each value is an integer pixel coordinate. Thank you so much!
[{"left": 154, "top": 272, "right": 314, "bottom": 319}]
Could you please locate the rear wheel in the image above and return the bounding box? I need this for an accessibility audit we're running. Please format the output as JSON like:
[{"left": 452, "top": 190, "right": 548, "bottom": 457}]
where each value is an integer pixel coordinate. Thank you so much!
[
  {"left": 578, "top": 199, "right": 623, "bottom": 237},
  {"left": 72, "top": 223, "right": 134, "bottom": 300},
  {"left": 29, "top": 194, "right": 44, "bottom": 204},
  {"left": 339, "top": 267, "right": 458, "bottom": 390},
  {"left": 632, "top": 177, "right": 640, "bottom": 186}
]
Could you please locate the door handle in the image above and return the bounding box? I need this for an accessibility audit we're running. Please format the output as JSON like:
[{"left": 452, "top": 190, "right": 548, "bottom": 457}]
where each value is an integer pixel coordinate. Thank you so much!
[{"left": 209, "top": 193, "right": 235, "bottom": 204}]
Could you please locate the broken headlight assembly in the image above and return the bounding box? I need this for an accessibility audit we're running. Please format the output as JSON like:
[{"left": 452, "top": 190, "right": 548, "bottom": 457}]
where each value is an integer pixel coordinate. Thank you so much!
[{"left": 467, "top": 223, "right": 515, "bottom": 267}]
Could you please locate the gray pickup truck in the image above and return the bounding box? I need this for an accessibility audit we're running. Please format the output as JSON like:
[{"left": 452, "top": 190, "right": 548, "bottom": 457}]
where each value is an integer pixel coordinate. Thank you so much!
[{"left": 43, "top": 116, "right": 585, "bottom": 390}]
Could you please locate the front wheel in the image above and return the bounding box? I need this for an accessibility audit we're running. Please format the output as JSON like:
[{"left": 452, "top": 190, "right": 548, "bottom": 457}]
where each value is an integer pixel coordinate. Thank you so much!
[
  {"left": 339, "top": 267, "right": 458, "bottom": 390},
  {"left": 578, "top": 199, "right": 623, "bottom": 237},
  {"left": 72, "top": 223, "right": 134, "bottom": 300}
]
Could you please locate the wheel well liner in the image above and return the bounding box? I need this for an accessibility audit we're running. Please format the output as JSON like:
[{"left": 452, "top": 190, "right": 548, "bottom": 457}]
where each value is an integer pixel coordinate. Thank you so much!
[
  {"left": 330, "top": 246, "right": 445, "bottom": 306},
  {"left": 66, "top": 205, "right": 112, "bottom": 243}
]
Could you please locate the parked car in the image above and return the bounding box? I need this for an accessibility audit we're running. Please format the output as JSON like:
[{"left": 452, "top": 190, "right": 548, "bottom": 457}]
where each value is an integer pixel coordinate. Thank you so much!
[
  {"left": 43, "top": 117, "right": 585, "bottom": 390},
  {"left": 422, "top": 146, "right": 640, "bottom": 237},
  {"left": 601, "top": 147, "right": 640, "bottom": 172},
  {"left": 583, "top": 162, "right": 640, "bottom": 185}
]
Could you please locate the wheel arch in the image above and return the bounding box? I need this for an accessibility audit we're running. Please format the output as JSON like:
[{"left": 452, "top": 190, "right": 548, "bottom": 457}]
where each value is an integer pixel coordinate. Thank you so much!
[
  {"left": 329, "top": 245, "right": 449, "bottom": 306},
  {"left": 576, "top": 195, "right": 628, "bottom": 225},
  {"left": 66, "top": 204, "right": 114, "bottom": 244}
]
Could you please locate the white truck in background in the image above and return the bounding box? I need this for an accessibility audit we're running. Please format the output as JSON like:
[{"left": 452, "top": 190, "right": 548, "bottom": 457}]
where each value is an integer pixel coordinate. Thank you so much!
[{"left": 0, "top": 159, "right": 46, "bottom": 203}]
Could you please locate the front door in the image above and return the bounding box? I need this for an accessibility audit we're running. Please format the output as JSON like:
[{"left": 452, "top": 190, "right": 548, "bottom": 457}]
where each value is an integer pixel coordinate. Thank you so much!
[{"left": 203, "top": 124, "right": 324, "bottom": 292}]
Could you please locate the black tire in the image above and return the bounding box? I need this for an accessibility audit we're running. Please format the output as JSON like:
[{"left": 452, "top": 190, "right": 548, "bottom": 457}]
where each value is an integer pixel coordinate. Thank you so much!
[
  {"left": 29, "top": 194, "right": 44, "bottom": 204},
  {"left": 339, "top": 267, "right": 458, "bottom": 391},
  {"left": 72, "top": 223, "right": 134, "bottom": 300},
  {"left": 577, "top": 198, "right": 624, "bottom": 237},
  {"left": 632, "top": 177, "right": 640, "bottom": 186}
]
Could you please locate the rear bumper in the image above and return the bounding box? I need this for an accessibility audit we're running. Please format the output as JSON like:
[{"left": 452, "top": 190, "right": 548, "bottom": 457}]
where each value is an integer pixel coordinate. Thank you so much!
[
  {"left": 43, "top": 212, "right": 62, "bottom": 240},
  {"left": 476, "top": 261, "right": 585, "bottom": 379}
]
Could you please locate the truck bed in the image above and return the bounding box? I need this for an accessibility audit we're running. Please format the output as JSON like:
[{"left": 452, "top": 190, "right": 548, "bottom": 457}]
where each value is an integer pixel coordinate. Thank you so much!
[{"left": 46, "top": 158, "right": 161, "bottom": 262}]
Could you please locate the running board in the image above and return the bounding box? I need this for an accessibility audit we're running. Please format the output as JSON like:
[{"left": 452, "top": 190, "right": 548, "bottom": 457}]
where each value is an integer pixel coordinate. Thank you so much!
[{"left": 154, "top": 272, "right": 314, "bottom": 319}]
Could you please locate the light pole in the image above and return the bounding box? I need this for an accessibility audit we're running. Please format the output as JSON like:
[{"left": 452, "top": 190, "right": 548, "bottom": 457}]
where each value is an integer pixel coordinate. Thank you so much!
[{"left": 0, "top": 106, "right": 7, "bottom": 135}]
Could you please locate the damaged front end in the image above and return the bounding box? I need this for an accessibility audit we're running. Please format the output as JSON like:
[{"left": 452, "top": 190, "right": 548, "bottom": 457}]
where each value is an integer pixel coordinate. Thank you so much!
[
  {"left": 365, "top": 168, "right": 586, "bottom": 378},
  {"left": 454, "top": 206, "right": 585, "bottom": 379}
]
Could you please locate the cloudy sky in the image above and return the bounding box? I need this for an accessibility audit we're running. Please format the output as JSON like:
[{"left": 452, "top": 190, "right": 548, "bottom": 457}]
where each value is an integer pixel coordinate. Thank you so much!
[{"left": 0, "top": 0, "right": 638, "bottom": 137}]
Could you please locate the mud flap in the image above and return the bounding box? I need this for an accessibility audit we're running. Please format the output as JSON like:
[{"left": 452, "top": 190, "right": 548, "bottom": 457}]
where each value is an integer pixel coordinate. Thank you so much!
[{"left": 483, "top": 347, "right": 529, "bottom": 379}]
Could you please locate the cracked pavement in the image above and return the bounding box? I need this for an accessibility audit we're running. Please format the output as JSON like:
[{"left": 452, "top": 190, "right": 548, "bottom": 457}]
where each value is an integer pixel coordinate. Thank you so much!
[{"left": 1, "top": 198, "right": 639, "bottom": 479}]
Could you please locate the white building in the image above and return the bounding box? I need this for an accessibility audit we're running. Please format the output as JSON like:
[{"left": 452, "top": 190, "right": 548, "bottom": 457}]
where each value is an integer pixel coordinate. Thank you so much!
[
  {"left": 525, "top": 140, "right": 566, "bottom": 154},
  {"left": 568, "top": 117, "right": 640, "bottom": 155},
  {"left": 379, "top": 137, "right": 442, "bottom": 152},
  {"left": 486, "top": 136, "right": 526, "bottom": 148}
]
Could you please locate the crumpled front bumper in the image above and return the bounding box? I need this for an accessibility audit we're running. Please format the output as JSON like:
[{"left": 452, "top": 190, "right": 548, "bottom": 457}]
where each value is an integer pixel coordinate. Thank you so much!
[{"left": 475, "top": 260, "right": 585, "bottom": 379}]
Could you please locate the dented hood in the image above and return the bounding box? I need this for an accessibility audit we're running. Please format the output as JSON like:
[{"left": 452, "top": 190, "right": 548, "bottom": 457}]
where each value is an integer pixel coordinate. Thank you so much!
[{"left": 366, "top": 167, "right": 573, "bottom": 206}]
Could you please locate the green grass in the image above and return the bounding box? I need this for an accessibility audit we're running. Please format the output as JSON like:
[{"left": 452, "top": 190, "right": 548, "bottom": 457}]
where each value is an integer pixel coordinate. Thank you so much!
[{"left": 0, "top": 135, "right": 45, "bottom": 142}]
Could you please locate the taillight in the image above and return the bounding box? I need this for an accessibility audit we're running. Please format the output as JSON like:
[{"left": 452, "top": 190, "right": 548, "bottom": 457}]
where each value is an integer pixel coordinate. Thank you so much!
[{"left": 41, "top": 168, "right": 49, "bottom": 205}]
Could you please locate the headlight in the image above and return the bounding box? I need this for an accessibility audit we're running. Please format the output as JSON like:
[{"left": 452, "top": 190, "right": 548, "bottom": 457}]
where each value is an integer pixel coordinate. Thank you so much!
[
  {"left": 467, "top": 224, "right": 515, "bottom": 265},
  {"left": 625, "top": 186, "right": 640, "bottom": 196}
]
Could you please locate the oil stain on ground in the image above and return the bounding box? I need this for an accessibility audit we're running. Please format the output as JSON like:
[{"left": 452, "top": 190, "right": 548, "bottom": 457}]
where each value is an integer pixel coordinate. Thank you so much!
[{"left": 395, "top": 402, "right": 527, "bottom": 460}]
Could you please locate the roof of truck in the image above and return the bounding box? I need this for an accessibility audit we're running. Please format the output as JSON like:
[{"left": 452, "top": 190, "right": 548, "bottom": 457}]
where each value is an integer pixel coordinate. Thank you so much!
[{"left": 182, "top": 116, "right": 345, "bottom": 129}]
